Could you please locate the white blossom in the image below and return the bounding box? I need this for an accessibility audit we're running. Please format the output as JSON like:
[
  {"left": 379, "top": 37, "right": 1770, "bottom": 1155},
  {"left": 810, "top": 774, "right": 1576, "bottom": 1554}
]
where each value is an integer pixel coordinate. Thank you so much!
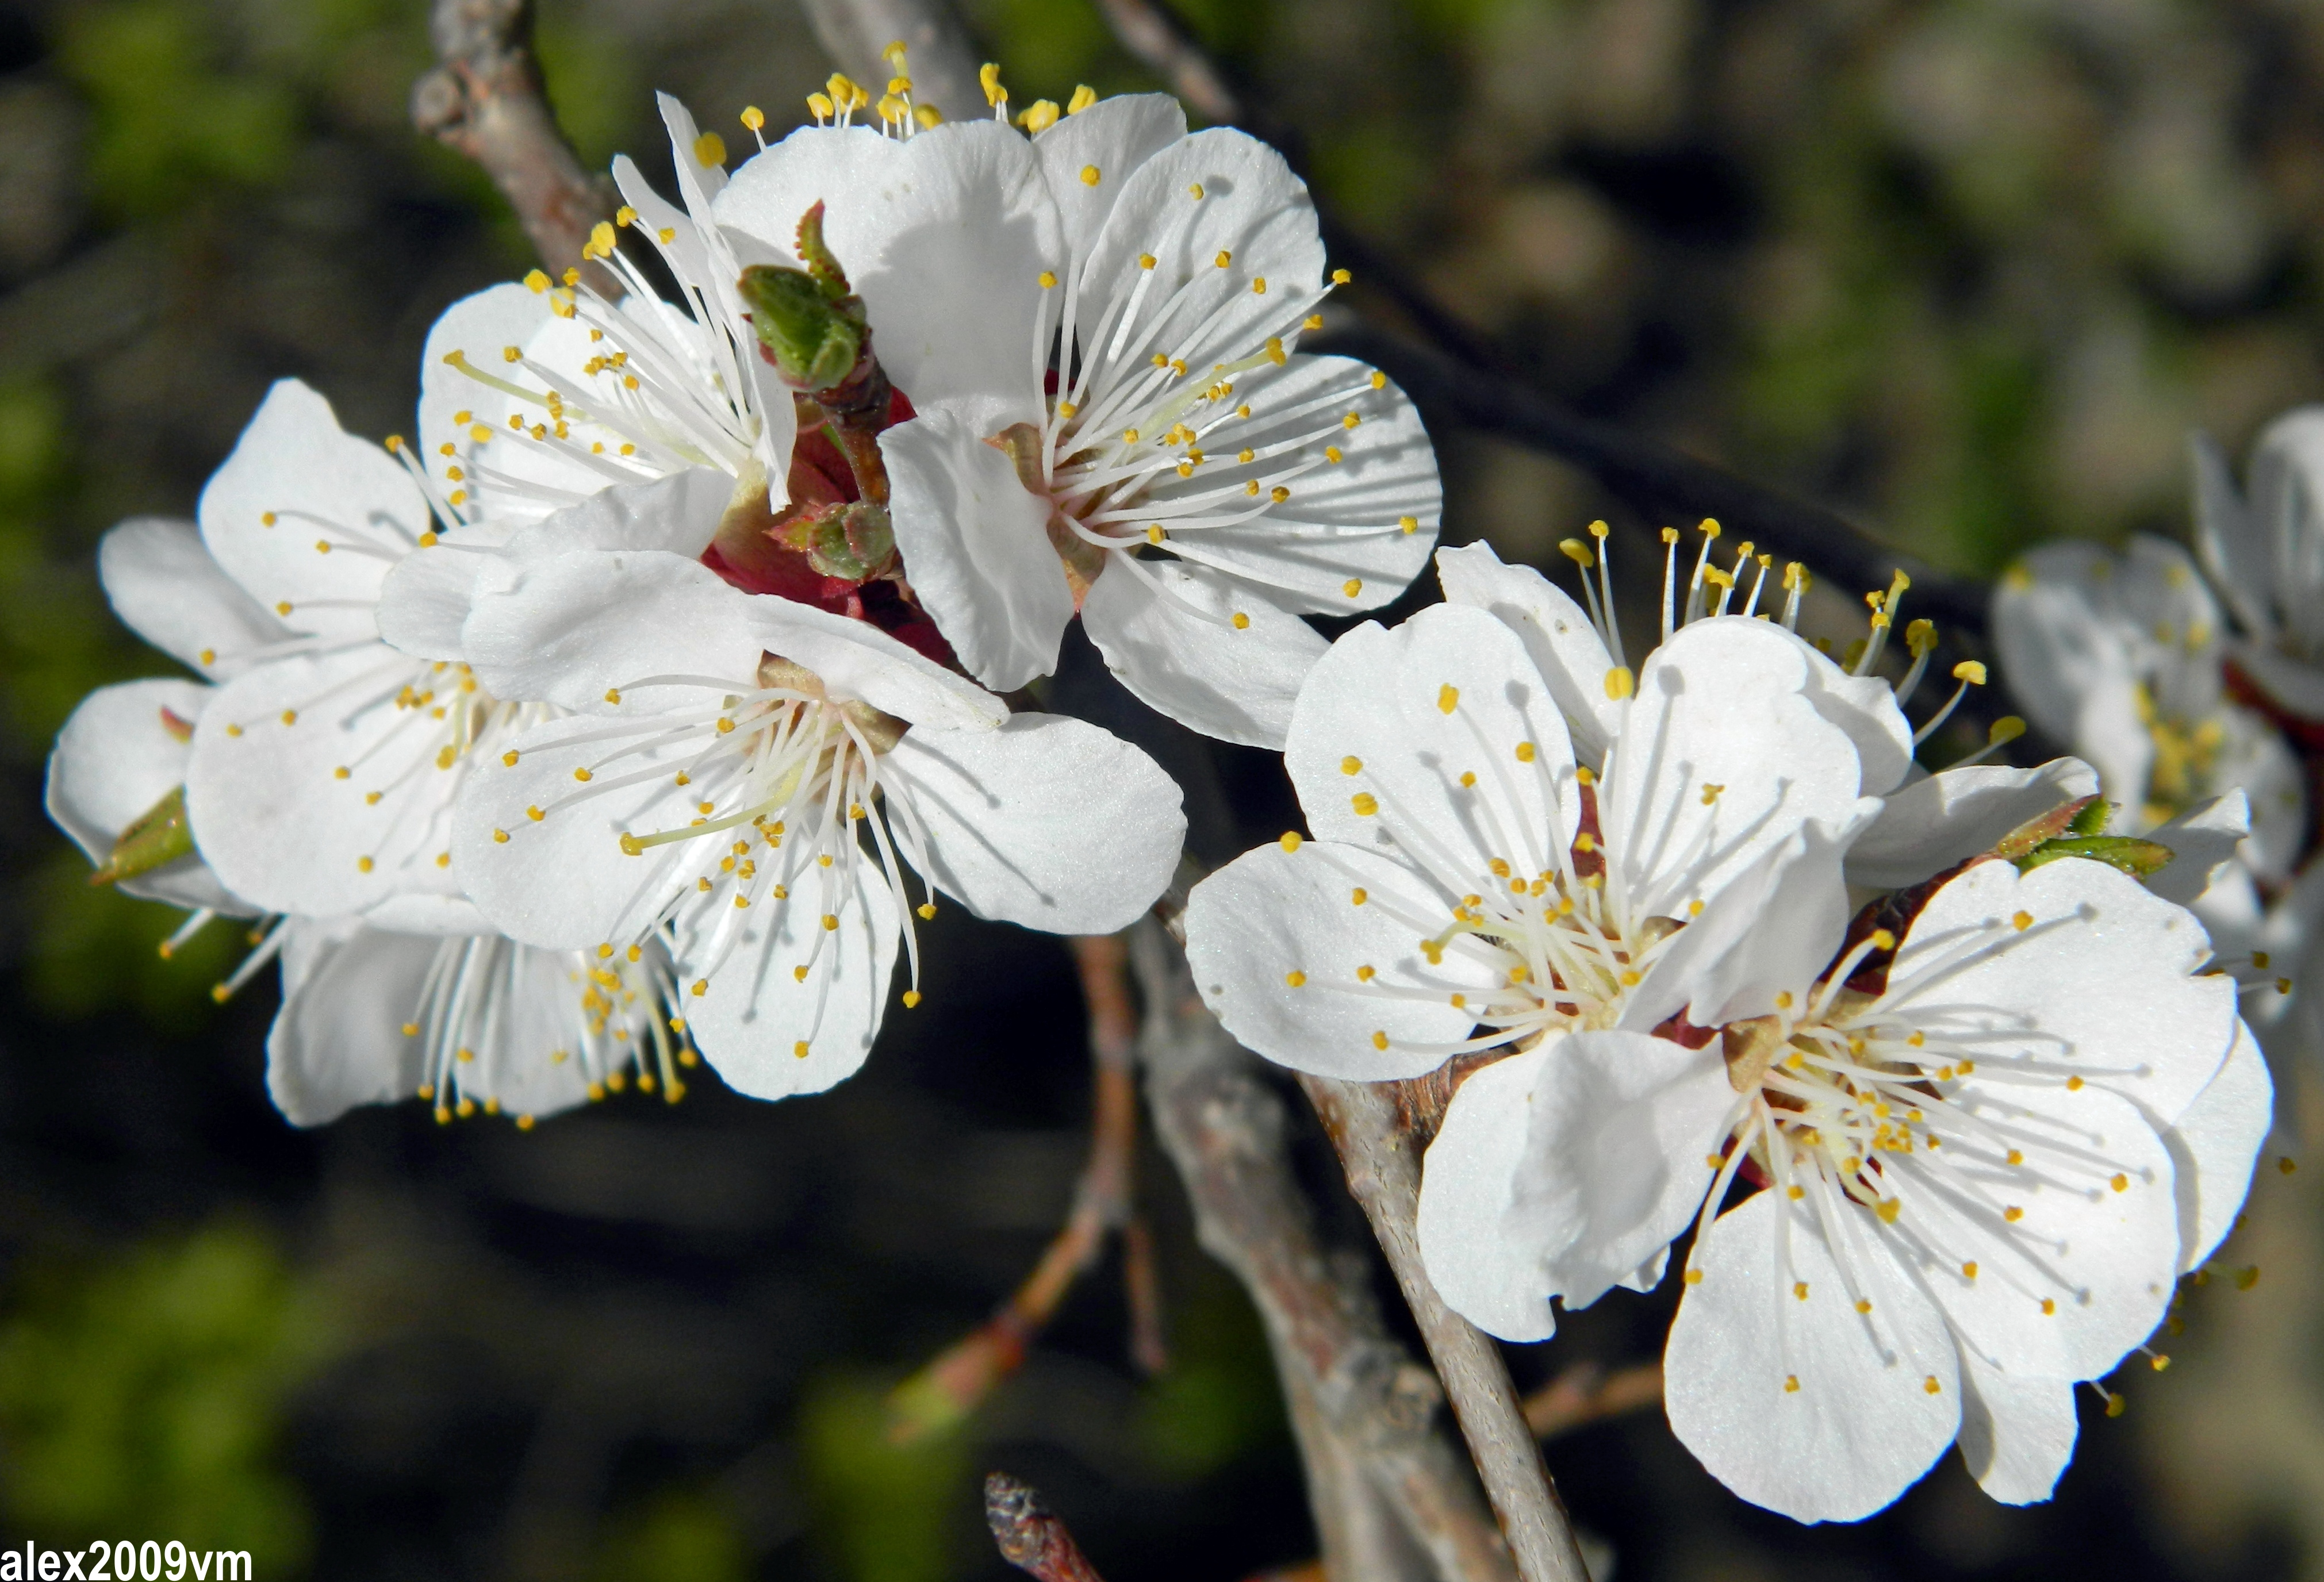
[
  {"left": 53, "top": 516, "right": 669, "bottom": 1126},
  {"left": 446, "top": 548, "right": 1186, "bottom": 1100},
  {"left": 1183, "top": 539, "right": 1911, "bottom": 1084},
  {"left": 2193, "top": 406, "right": 2324, "bottom": 723},
  {"left": 1420, "top": 828, "right": 2260, "bottom": 1520},
  {"left": 710, "top": 91, "right": 1443, "bottom": 746}
]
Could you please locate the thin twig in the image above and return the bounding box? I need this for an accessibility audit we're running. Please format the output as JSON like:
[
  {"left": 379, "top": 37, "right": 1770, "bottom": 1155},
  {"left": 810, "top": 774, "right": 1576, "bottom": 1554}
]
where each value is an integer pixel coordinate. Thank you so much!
[
  {"left": 887, "top": 934, "right": 1151, "bottom": 1441},
  {"left": 987, "top": 1473, "right": 1110, "bottom": 1582},
  {"left": 1299, "top": 1076, "right": 1591, "bottom": 1582},
  {"left": 1313, "top": 325, "right": 1991, "bottom": 635},
  {"left": 1520, "top": 1362, "right": 1664, "bottom": 1440},
  {"left": 1133, "top": 919, "right": 1515, "bottom": 1582},
  {"left": 796, "top": 0, "right": 987, "bottom": 126},
  {"left": 1090, "top": 0, "right": 1240, "bottom": 123},
  {"left": 411, "top": 0, "right": 614, "bottom": 287}
]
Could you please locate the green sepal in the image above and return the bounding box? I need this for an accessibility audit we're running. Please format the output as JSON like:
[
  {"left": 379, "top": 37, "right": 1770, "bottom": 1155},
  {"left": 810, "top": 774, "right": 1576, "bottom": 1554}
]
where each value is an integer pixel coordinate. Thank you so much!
[
  {"left": 2066, "top": 797, "right": 2112, "bottom": 838},
  {"left": 2012, "top": 834, "right": 2174, "bottom": 878},
  {"left": 776, "top": 501, "right": 895, "bottom": 581},
  {"left": 795, "top": 199, "right": 852, "bottom": 297},
  {"left": 1993, "top": 794, "right": 2102, "bottom": 859},
  {"left": 90, "top": 784, "right": 194, "bottom": 886},
  {"left": 738, "top": 264, "right": 866, "bottom": 392}
]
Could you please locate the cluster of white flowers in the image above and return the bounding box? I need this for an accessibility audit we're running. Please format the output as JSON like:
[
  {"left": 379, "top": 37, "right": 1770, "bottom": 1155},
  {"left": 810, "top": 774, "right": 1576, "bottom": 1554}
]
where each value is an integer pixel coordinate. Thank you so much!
[
  {"left": 1184, "top": 526, "right": 2276, "bottom": 1522},
  {"left": 47, "top": 60, "right": 2288, "bottom": 1529},
  {"left": 1994, "top": 413, "right": 2324, "bottom": 1048},
  {"left": 50, "top": 71, "right": 1437, "bottom": 1127}
]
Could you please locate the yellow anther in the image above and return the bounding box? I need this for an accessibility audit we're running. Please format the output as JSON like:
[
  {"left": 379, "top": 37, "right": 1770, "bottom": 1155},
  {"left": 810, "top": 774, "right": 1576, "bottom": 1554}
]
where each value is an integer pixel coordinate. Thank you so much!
[
  {"left": 740, "top": 106, "right": 765, "bottom": 132},
  {"left": 1038, "top": 270, "right": 1057, "bottom": 289},
  {"left": 980, "top": 63, "right": 1006, "bottom": 106},
  {"left": 1560, "top": 538, "right": 1596, "bottom": 568},
  {"left": 1232, "top": 612, "right": 1250, "bottom": 629},
  {"left": 1080, "top": 164, "right": 1101, "bottom": 186},
  {"left": 1437, "top": 684, "right": 1459, "bottom": 714},
  {"left": 1285, "top": 970, "right": 1307, "bottom": 988},
  {"left": 1279, "top": 831, "right": 1303, "bottom": 853},
  {"left": 1371, "top": 1031, "right": 1390, "bottom": 1050},
  {"left": 1953, "top": 661, "right": 1988, "bottom": 685},
  {"left": 357, "top": 855, "right": 375, "bottom": 872},
  {"left": 1989, "top": 716, "right": 2026, "bottom": 744},
  {"left": 1067, "top": 85, "right": 1098, "bottom": 114},
  {"left": 1343, "top": 577, "right": 1362, "bottom": 597},
  {"left": 1019, "top": 99, "right": 1060, "bottom": 132},
  {"left": 807, "top": 91, "right": 835, "bottom": 120},
  {"left": 1352, "top": 793, "right": 1379, "bottom": 816},
  {"left": 1604, "top": 666, "right": 1635, "bottom": 700}
]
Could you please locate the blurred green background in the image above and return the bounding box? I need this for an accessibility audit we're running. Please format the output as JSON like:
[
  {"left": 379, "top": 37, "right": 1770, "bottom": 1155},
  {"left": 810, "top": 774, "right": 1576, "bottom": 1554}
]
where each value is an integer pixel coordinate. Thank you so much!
[{"left": 1, "top": 0, "right": 2321, "bottom": 1575}]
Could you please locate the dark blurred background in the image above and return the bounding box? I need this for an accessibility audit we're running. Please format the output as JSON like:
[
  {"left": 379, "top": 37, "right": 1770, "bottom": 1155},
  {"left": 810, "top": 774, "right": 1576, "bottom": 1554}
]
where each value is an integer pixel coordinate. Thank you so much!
[{"left": 0, "top": 0, "right": 2320, "bottom": 1576}]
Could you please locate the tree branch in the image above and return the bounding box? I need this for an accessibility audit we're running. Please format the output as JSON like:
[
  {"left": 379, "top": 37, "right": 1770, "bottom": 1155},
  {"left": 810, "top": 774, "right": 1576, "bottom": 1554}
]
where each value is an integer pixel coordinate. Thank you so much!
[
  {"left": 1090, "top": 0, "right": 1240, "bottom": 124},
  {"left": 1520, "top": 1362, "right": 1663, "bottom": 1441},
  {"left": 987, "top": 1473, "right": 1110, "bottom": 1582},
  {"left": 1132, "top": 919, "right": 1514, "bottom": 1582},
  {"left": 1298, "top": 1077, "right": 1591, "bottom": 1582},
  {"left": 796, "top": 0, "right": 988, "bottom": 127},
  {"left": 411, "top": 0, "right": 614, "bottom": 286}
]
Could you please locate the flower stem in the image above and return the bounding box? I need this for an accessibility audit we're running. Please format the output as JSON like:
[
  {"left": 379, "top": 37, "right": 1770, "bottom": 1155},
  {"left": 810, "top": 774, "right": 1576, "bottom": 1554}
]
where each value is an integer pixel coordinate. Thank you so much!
[{"left": 1299, "top": 1074, "right": 1593, "bottom": 1582}]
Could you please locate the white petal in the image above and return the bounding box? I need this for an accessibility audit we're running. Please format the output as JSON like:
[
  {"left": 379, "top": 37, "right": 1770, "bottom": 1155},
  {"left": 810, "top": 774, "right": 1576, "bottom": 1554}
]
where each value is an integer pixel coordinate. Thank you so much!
[
  {"left": 1506, "top": 1028, "right": 1738, "bottom": 1310},
  {"left": 1285, "top": 604, "right": 1580, "bottom": 883},
  {"left": 1433, "top": 541, "right": 1621, "bottom": 759},
  {"left": 717, "top": 120, "right": 1056, "bottom": 432},
  {"left": 1846, "top": 759, "right": 2100, "bottom": 890},
  {"left": 1033, "top": 94, "right": 1187, "bottom": 260},
  {"left": 462, "top": 549, "right": 760, "bottom": 713},
  {"left": 655, "top": 92, "right": 728, "bottom": 211},
  {"left": 359, "top": 892, "right": 493, "bottom": 935},
  {"left": 197, "top": 379, "right": 427, "bottom": 638},
  {"left": 1890, "top": 855, "right": 2235, "bottom": 1127},
  {"left": 1794, "top": 639, "right": 1916, "bottom": 795},
  {"left": 420, "top": 283, "right": 552, "bottom": 469},
  {"left": 1991, "top": 548, "right": 2154, "bottom": 803},
  {"left": 450, "top": 937, "right": 638, "bottom": 1119},
  {"left": 1081, "top": 558, "right": 1326, "bottom": 748},
  {"left": 379, "top": 469, "right": 737, "bottom": 664},
  {"left": 1183, "top": 840, "right": 1499, "bottom": 1080},
  {"left": 421, "top": 285, "right": 618, "bottom": 523},
  {"left": 2223, "top": 639, "right": 2324, "bottom": 722},
  {"left": 1955, "top": 1354, "right": 2077, "bottom": 1507},
  {"left": 2145, "top": 789, "right": 2252, "bottom": 905},
  {"left": 2246, "top": 405, "right": 2324, "bottom": 658},
  {"left": 742, "top": 592, "right": 1007, "bottom": 731},
  {"left": 1137, "top": 354, "right": 1440, "bottom": 616},
  {"left": 2214, "top": 715, "right": 2307, "bottom": 884},
  {"left": 186, "top": 646, "right": 462, "bottom": 917},
  {"left": 2116, "top": 536, "right": 2226, "bottom": 722},
  {"left": 1627, "top": 811, "right": 1870, "bottom": 1033},
  {"left": 2162, "top": 1015, "right": 2272, "bottom": 1272},
  {"left": 1080, "top": 128, "right": 1324, "bottom": 387},
  {"left": 683, "top": 858, "right": 899, "bottom": 1101},
  {"left": 1665, "top": 1186, "right": 1960, "bottom": 1523},
  {"left": 1417, "top": 1046, "right": 1559, "bottom": 1342},
  {"left": 1601, "top": 615, "right": 1875, "bottom": 920},
  {"left": 98, "top": 517, "right": 288, "bottom": 681},
  {"left": 877, "top": 408, "right": 1072, "bottom": 691},
  {"left": 2191, "top": 429, "right": 2273, "bottom": 640},
  {"left": 265, "top": 926, "right": 433, "bottom": 1126},
  {"left": 450, "top": 712, "right": 689, "bottom": 950},
  {"left": 1889, "top": 1080, "right": 2178, "bottom": 1381},
  {"left": 46, "top": 678, "right": 246, "bottom": 913},
  {"left": 882, "top": 713, "right": 1183, "bottom": 934}
]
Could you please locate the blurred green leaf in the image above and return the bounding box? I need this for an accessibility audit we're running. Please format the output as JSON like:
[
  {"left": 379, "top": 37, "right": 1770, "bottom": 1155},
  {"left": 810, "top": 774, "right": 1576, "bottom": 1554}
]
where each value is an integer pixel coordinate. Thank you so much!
[
  {"left": 800, "top": 1372, "right": 970, "bottom": 1582},
  {"left": 0, "top": 1220, "right": 339, "bottom": 1571},
  {"left": 55, "top": 0, "right": 298, "bottom": 217},
  {"left": 591, "top": 1489, "right": 751, "bottom": 1582}
]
